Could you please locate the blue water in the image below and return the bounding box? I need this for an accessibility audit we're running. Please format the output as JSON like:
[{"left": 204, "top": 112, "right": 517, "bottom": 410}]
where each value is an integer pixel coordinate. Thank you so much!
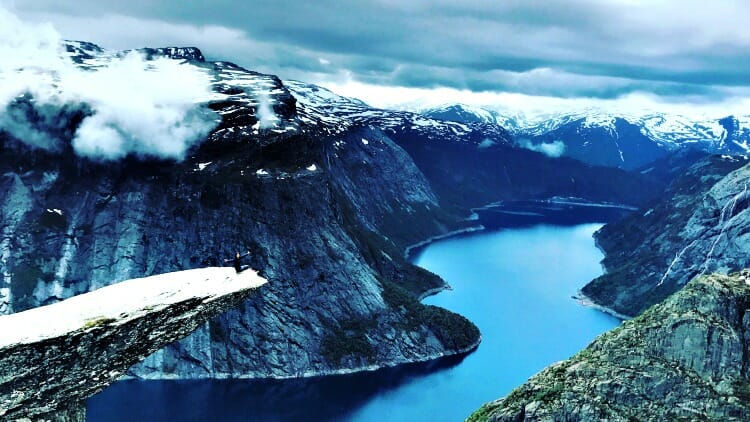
[{"left": 88, "top": 203, "right": 624, "bottom": 421}]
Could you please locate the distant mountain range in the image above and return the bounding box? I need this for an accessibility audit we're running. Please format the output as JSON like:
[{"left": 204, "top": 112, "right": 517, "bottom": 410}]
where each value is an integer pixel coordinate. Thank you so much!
[
  {"left": 284, "top": 81, "right": 514, "bottom": 149},
  {"left": 414, "top": 104, "right": 750, "bottom": 169}
]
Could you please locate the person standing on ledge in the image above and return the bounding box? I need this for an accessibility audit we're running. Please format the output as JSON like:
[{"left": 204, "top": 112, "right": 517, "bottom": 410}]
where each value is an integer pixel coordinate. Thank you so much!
[{"left": 225, "top": 250, "right": 251, "bottom": 273}]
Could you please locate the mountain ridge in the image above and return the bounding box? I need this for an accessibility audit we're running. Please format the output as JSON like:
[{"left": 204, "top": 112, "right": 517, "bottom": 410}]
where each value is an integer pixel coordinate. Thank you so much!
[
  {"left": 581, "top": 154, "right": 750, "bottom": 317},
  {"left": 414, "top": 103, "right": 750, "bottom": 169}
]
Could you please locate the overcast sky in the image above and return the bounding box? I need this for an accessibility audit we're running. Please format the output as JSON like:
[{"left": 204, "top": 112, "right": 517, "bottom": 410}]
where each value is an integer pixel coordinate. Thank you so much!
[{"left": 5, "top": 0, "right": 750, "bottom": 115}]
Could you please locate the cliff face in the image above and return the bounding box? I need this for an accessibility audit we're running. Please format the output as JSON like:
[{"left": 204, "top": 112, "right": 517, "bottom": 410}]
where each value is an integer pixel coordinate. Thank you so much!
[
  {"left": 0, "top": 268, "right": 266, "bottom": 421},
  {"left": 470, "top": 271, "right": 750, "bottom": 421},
  {"left": 0, "top": 125, "right": 480, "bottom": 380},
  {"left": 582, "top": 155, "right": 750, "bottom": 316}
]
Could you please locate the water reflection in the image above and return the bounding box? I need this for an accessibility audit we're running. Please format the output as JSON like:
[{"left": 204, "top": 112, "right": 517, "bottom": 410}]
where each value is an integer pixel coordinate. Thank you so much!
[{"left": 88, "top": 354, "right": 468, "bottom": 422}]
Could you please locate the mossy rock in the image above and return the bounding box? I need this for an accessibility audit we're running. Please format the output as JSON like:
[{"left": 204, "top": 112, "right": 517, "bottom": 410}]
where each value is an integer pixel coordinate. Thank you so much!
[{"left": 82, "top": 316, "right": 116, "bottom": 330}]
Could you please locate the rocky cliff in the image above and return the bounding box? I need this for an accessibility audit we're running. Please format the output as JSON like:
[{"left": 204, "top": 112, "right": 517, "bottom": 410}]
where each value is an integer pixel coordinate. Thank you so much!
[
  {"left": 0, "top": 267, "right": 266, "bottom": 421},
  {"left": 418, "top": 104, "right": 750, "bottom": 171},
  {"left": 581, "top": 155, "right": 750, "bottom": 317},
  {"left": 0, "top": 42, "right": 487, "bottom": 380},
  {"left": 0, "top": 41, "right": 662, "bottom": 381},
  {"left": 469, "top": 271, "right": 750, "bottom": 421}
]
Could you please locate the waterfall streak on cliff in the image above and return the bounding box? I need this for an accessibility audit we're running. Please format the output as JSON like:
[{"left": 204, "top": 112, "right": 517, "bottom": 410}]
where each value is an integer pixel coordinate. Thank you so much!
[
  {"left": 701, "top": 183, "right": 748, "bottom": 274},
  {"left": 657, "top": 239, "right": 699, "bottom": 286},
  {"left": 53, "top": 194, "right": 88, "bottom": 286}
]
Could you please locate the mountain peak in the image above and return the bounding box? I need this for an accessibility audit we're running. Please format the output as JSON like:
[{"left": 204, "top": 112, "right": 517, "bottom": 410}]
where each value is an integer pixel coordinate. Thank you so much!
[
  {"left": 138, "top": 46, "right": 206, "bottom": 62},
  {"left": 421, "top": 103, "right": 497, "bottom": 125},
  {"left": 62, "top": 40, "right": 205, "bottom": 63}
]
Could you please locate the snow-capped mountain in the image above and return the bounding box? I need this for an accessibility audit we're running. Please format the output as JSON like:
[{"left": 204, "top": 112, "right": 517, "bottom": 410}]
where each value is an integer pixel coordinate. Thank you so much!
[
  {"left": 516, "top": 110, "right": 750, "bottom": 153},
  {"left": 285, "top": 81, "right": 513, "bottom": 148},
  {"left": 417, "top": 103, "right": 526, "bottom": 132},
  {"left": 9, "top": 41, "right": 512, "bottom": 160},
  {"left": 414, "top": 104, "right": 750, "bottom": 170},
  {"left": 421, "top": 104, "right": 497, "bottom": 125},
  {"left": 2, "top": 40, "right": 489, "bottom": 384}
]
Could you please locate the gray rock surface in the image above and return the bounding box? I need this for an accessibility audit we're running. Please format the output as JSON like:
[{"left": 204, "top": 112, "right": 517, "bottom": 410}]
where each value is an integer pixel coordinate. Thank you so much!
[
  {"left": 582, "top": 155, "right": 750, "bottom": 316},
  {"left": 470, "top": 271, "right": 750, "bottom": 421}
]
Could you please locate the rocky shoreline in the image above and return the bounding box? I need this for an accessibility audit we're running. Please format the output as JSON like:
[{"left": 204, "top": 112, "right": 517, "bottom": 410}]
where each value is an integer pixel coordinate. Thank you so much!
[
  {"left": 573, "top": 290, "right": 631, "bottom": 320},
  {"left": 403, "top": 225, "right": 486, "bottom": 260},
  {"left": 183, "top": 335, "right": 483, "bottom": 381}
]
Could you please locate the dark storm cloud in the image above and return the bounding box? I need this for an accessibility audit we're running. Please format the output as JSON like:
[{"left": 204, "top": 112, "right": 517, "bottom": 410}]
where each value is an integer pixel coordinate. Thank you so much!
[{"left": 7, "top": 0, "right": 750, "bottom": 100}]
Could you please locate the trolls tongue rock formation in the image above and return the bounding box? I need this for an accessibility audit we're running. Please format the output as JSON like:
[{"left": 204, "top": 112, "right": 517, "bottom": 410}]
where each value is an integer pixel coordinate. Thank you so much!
[
  {"left": 0, "top": 267, "right": 267, "bottom": 421},
  {"left": 0, "top": 41, "right": 485, "bottom": 380}
]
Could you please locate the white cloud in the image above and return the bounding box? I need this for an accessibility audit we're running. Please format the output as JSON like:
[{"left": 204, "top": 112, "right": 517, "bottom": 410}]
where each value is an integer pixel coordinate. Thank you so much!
[
  {"left": 6, "top": 0, "right": 750, "bottom": 103},
  {"left": 320, "top": 78, "right": 750, "bottom": 120},
  {"left": 517, "top": 139, "right": 566, "bottom": 158},
  {"left": 256, "top": 91, "right": 279, "bottom": 129},
  {"left": 7, "top": 8, "right": 275, "bottom": 67},
  {"left": 5, "top": 1, "right": 750, "bottom": 124},
  {"left": 0, "top": 7, "right": 219, "bottom": 160}
]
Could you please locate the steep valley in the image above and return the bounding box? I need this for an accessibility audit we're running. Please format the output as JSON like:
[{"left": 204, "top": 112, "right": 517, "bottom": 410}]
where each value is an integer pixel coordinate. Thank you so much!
[{"left": 0, "top": 43, "right": 665, "bottom": 382}]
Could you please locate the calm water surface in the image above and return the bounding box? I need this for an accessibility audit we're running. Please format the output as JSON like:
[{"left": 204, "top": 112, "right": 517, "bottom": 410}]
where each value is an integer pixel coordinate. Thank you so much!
[{"left": 88, "top": 202, "right": 625, "bottom": 421}]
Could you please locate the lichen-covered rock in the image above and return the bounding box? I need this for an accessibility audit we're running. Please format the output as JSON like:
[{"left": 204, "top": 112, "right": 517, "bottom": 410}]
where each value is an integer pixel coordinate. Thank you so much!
[{"left": 469, "top": 271, "right": 750, "bottom": 421}]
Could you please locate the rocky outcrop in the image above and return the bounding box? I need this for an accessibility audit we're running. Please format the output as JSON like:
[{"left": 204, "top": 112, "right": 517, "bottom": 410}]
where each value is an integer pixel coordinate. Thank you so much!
[
  {"left": 138, "top": 46, "right": 206, "bottom": 62},
  {"left": 582, "top": 155, "right": 750, "bottom": 316},
  {"left": 469, "top": 271, "right": 750, "bottom": 421},
  {"left": 0, "top": 268, "right": 266, "bottom": 421},
  {"left": 0, "top": 40, "right": 485, "bottom": 380}
]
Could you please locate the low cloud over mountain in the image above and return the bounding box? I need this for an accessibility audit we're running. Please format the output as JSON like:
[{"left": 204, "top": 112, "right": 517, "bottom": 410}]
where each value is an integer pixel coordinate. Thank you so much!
[{"left": 0, "top": 8, "right": 218, "bottom": 160}]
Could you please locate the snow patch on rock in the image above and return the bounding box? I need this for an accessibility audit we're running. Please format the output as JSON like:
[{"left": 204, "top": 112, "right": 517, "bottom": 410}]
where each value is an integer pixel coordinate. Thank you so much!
[{"left": 0, "top": 267, "right": 267, "bottom": 348}]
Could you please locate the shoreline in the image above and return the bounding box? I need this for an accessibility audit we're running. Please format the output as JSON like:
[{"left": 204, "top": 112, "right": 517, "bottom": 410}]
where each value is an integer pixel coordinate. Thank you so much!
[
  {"left": 573, "top": 290, "right": 632, "bottom": 321},
  {"left": 403, "top": 225, "right": 485, "bottom": 260},
  {"left": 592, "top": 233, "right": 609, "bottom": 275},
  {"left": 537, "top": 196, "right": 639, "bottom": 211},
  {"left": 128, "top": 336, "right": 483, "bottom": 381},
  {"left": 403, "top": 200, "right": 513, "bottom": 261},
  {"left": 404, "top": 195, "right": 638, "bottom": 262},
  {"left": 128, "top": 197, "right": 629, "bottom": 384}
]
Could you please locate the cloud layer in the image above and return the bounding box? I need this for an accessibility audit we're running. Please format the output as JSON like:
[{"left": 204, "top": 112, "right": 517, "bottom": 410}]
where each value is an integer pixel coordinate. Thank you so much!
[
  {"left": 6, "top": 0, "right": 750, "bottom": 108},
  {"left": 0, "top": 7, "right": 218, "bottom": 160}
]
